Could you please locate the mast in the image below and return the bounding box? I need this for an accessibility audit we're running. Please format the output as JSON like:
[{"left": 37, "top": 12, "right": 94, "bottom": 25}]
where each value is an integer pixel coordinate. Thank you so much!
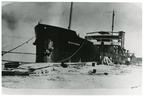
[
  {"left": 111, "top": 10, "right": 115, "bottom": 45},
  {"left": 112, "top": 10, "right": 115, "bottom": 32},
  {"left": 68, "top": 2, "right": 73, "bottom": 30}
]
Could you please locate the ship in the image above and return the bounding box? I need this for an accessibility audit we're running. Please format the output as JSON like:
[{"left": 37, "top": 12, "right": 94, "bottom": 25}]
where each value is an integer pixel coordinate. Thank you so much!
[
  {"left": 33, "top": 3, "right": 129, "bottom": 64},
  {"left": 2, "top": 3, "right": 137, "bottom": 76},
  {"left": 33, "top": 23, "right": 101, "bottom": 62}
]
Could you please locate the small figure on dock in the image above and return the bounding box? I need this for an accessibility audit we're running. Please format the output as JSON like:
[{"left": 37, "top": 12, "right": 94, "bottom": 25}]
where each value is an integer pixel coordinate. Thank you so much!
[{"left": 126, "top": 57, "right": 131, "bottom": 66}]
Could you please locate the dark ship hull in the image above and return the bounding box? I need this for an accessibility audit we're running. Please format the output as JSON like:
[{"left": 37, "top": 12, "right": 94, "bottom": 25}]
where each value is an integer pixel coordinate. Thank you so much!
[{"left": 34, "top": 24, "right": 100, "bottom": 63}]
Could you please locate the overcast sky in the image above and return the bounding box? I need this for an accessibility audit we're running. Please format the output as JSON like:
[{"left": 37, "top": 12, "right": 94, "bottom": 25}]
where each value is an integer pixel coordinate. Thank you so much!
[{"left": 2, "top": 2, "right": 142, "bottom": 62}]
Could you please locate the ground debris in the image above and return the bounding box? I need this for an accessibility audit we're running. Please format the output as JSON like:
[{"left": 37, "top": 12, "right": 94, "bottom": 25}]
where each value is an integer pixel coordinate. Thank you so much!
[{"left": 88, "top": 69, "right": 96, "bottom": 75}]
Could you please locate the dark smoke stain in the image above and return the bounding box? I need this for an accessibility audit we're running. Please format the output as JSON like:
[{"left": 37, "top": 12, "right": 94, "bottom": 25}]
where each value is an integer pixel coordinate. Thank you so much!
[{"left": 2, "top": 11, "right": 18, "bottom": 31}]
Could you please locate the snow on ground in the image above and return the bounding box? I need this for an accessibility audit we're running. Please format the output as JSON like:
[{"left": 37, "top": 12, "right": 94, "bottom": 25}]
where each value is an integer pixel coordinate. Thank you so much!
[{"left": 2, "top": 64, "right": 142, "bottom": 89}]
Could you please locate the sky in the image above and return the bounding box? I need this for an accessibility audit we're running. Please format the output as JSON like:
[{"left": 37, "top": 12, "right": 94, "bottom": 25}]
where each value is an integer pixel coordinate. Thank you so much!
[{"left": 2, "top": 2, "right": 142, "bottom": 62}]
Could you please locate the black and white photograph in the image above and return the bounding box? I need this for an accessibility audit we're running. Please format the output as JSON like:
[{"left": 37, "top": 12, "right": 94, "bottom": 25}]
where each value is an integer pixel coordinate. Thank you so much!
[{"left": 1, "top": 1, "right": 142, "bottom": 95}]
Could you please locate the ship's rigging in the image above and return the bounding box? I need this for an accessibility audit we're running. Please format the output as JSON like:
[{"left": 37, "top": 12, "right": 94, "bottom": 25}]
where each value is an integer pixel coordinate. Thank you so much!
[
  {"left": 2, "top": 36, "right": 35, "bottom": 56},
  {"left": 2, "top": 2, "right": 132, "bottom": 64}
]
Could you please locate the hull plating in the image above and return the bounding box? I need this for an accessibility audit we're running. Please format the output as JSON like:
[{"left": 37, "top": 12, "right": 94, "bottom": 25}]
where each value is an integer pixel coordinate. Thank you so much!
[{"left": 34, "top": 24, "right": 100, "bottom": 62}]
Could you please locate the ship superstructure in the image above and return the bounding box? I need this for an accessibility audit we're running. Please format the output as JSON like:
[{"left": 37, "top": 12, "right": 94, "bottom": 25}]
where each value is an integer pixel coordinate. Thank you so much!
[{"left": 85, "top": 31, "right": 126, "bottom": 64}]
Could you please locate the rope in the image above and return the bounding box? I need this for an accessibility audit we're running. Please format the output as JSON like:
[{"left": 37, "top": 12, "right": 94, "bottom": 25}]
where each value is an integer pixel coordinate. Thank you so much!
[
  {"left": 2, "top": 51, "right": 36, "bottom": 55},
  {"left": 58, "top": 39, "right": 87, "bottom": 62},
  {"left": 2, "top": 36, "right": 35, "bottom": 56}
]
